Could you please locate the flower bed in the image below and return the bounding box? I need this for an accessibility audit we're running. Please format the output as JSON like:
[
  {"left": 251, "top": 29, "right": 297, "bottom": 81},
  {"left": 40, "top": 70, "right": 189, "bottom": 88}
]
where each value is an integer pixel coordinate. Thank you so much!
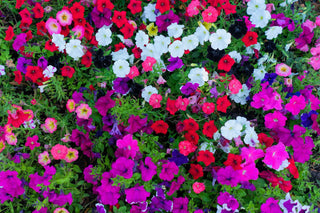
[{"left": 0, "top": 0, "right": 320, "bottom": 212}]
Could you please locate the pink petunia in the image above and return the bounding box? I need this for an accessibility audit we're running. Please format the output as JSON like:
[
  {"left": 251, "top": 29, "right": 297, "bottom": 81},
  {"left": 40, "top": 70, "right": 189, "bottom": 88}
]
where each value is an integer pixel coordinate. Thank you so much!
[
  {"left": 25, "top": 135, "right": 40, "bottom": 150},
  {"left": 51, "top": 144, "right": 68, "bottom": 160},
  {"left": 149, "top": 94, "right": 162, "bottom": 109},
  {"left": 142, "top": 56, "right": 157, "bottom": 72},
  {"left": 262, "top": 142, "right": 289, "bottom": 170},
  {"left": 264, "top": 111, "right": 287, "bottom": 129},
  {"left": 285, "top": 95, "right": 307, "bottom": 115},
  {"left": 116, "top": 134, "right": 139, "bottom": 159}
]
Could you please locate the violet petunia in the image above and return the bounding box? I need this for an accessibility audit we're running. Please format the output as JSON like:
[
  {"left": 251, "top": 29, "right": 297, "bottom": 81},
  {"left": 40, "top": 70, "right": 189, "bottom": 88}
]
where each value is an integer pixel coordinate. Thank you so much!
[
  {"left": 111, "top": 157, "right": 134, "bottom": 179},
  {"left": 159, "top": 161, "right": 179, "bottom": 181},
  {"left": 95, "top": 90, "right": 115, "bottom": 116},
  {"left": 125, "top": 184, "right": 150, "bottom": 204},
  {"left": 217, "top": 166, "right": 239, "bottom": 187},
  {"left": 113, "top": 77, "right": 131, "bottom": 95},
  {"left": 16, "top": 57, "right": 33, "bottom": 74},
  {"left": 91, "top": 6, "right": 112, "bottom": 29},
  {"left": 261, "top": 197, "right": 282, "bottom": 213},
  {"left": 139, "top": 157, "right": 157, "bottom": 182},
  {"left": 167, "top": 56, "right": 184, "bottom": 72},
  {"left": 292, "top": 136, "right": 314, "bottom": 163},
  {"left": 125, "top": 115, "right": 148, "bottom": 134},
  {"left": 172, "top": 197, "right": 189, "bottom": 213}
]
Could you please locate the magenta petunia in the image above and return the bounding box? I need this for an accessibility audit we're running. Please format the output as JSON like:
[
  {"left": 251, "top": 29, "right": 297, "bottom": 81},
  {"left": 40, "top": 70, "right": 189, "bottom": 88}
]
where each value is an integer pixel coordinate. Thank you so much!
[
  {"left": 159, "top": 161, "right": 179, "bottom": 181},
  {"left": 275, "top": 125, "right": 305, "bottom": 147},
  {"left": 95, "top": 90, "right": 115, "bottom": 116},
  {"left": 116, "top": 134, "right": 139, "bottom": 159},
  {"left": 292, "top": 136, "right": 314, "bottom": 163},
  {"left": 264, "top": 110, "right": 287, "bottom": 129},
  {"left": 237, "top": 162, "right": 259, "bottom": 182},
  {"left": 111, "top": 157, "right": 134, "bottom": 179},
  {"left": 172, "top": 197, "right": 189, "bottom": 213},
  {"left": 125, "top": 115, "right": 148, "bottom": 134},
  {"left": 217, "top": 166, "right": 239, "bottom": 187},
  {"left": 125, "top": 184, "right": 150, "bottom": 204},
  {"left": 139, "top": 157, "right": 157, "bottom": 182},
  {"left": 261, "top": 197, "right": 282, "bottom": 213},
  {"left": 285, "top": 95, "right": 307, "bottom": 115},
  {"left": 262, "top": 142, "right": 288, "bottom": 170},
  {"left": 241, "top": 147, "right": 265, "bottom": 163},
  {"left": 167, "top": 175, "right": 185, "bottom": 196},
  {"left": 25, "top": 135, "right": 40, "bottom": 150}
]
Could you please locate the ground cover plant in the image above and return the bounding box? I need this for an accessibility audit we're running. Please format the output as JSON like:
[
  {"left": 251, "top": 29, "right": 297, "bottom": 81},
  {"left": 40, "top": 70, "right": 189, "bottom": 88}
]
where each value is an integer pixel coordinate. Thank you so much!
[{"left": 0, "top": 0, "right": 320, "bottom": 212}]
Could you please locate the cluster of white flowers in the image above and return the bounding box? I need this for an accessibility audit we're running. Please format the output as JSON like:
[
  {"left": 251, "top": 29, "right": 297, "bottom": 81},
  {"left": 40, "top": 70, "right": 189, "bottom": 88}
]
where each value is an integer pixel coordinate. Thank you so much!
[
  {"left": 220, "top": 116, "right": 259, "bottom": 147},
  {"left": 247, "top": 0, "right": 271, "bottom": 28},
  {"left": 141, "top": 85, "right": 158, "bottom": 102},
  {"left": 229, "top": 84, "right": 250, "bottom": 105},
  {"left": 188, "top": 67, "right": 209, "bottom": 87},
  {"left": 66, "top": 39, "right": 84, "bottom": 61},
  {"left": 95, "top": 25, "right": 112, "bottom": 46},
  {"left": 209, "top": 29, "right": 231, "bottom": 50}
]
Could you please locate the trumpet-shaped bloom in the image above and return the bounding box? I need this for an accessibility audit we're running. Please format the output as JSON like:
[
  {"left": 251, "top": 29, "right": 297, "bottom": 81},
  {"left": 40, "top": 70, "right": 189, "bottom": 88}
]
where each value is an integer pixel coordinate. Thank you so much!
[{"left": 76, "top": 104, "right": 92, "bottom": 119}]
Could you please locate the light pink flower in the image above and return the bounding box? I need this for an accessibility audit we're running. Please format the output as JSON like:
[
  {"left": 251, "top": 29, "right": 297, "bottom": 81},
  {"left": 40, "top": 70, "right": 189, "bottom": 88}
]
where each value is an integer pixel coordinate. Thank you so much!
[
  {"left": 56, "top": 10, "right": 73, "bottom": 26},
  {"left": 38, "top": 151, "right": 51, "bottom": 166},
  {"left": 64, "top": 148, "right": 79, "bottom": 163},
  {"left": 275, "top": 63, "right": 291, "bottom": 77},
  {"left": 142, "top": 56, "right": 156, "bottom": 72},
  {"left": 51, "top": 144, "right": 68, "bottom": 160},
  {"left": 45, "top": 17, "right": 61, "bottom": 35},
  {"left": 44, "top": 118, "right": 57, "bottom": 133},
  {"left": 76, "top": 103, "right": 92, "bottom": 119}
]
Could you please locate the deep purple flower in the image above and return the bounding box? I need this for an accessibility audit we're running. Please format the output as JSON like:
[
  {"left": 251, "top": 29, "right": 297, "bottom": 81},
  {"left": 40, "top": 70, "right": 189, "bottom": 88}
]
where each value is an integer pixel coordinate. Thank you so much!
[
  {"left": 172, "top": 197, "right": 189, "bottom": 213},
  {"left": 37, "top": 56, "right": 48, "bottom": 70},
  {"left": 270, "top": 13, "right": 295, "bottom": 31},
  {"left": 43, "top": 190, "right": 73, "bottom": 206},
  {"left": 95, "top": 203, "right": 106, "bottom": 213},
  {"left": 16, "top": 57, "right": 33, "bottom": 74},
  {"left": 102, "top": 114, "right": 115, "bottom": 126},
  {"left": 113, "top": 77, "right": 131, "bottom": 95},
  {"left": 72, "top": 91, "right": 86, "bottom": 104},
  {"left": 126, "top": 115, "right": 148, "bottom": 134},
  {"left": 139, "top": 157, "right": 157, "bottom": 182},
  {"left": 167, "top": 56, "right": 184, "bottom": 72},
  {"left": 95, "top": 90, "right": 115, "bottom": 116},
  {"left": 111, "top": 157, "right": 134, "bottom": 179},
  {"left": 91, "top": 6, "right": 112, "bottom": 29},
  {"left": 125, "top": 185, "right": 150, "bottom": 204},
  {"left": 149, "top": 188, "right": 173, "bottom": 212},
  {"left": 80, "top": 139, "right": 94, "bottom": 158},
  {"left": 217, "top": 192, "right": 239, "bottom": 211},
  {"left": 168, "top": 149, "right": 189, "bottom": 166},
  {"left": 240, "top": 181, "right": 256, "bottom": 191},
  {"left": 77, "top": 117, "right": 96, "bottom": 132},
  {"left": 262, "top": 73, "right": 278, "bottom": 85},
  {"left": 181, "top": 82, "right": 199, "bottom": 96},
  {"left": 70, "top": 129, "right": 90, "bottom": 146},
  {"left": 0, "top": 171, "right": 25, "bottom": 203},
  {"left": 301, "top": 111, "right": 318, "bottom": 128},
  {"left": 167, "top": 176, "right": 185, "bottom": 196},
  {"left": 13, "top": 33, "right": 26, "bottom": 52},
  {"left": 156, "top": 10, "right": 180, "bottom": 33},
  {"left": 84, "top": 165, "right": 98, "bottom": 185}
]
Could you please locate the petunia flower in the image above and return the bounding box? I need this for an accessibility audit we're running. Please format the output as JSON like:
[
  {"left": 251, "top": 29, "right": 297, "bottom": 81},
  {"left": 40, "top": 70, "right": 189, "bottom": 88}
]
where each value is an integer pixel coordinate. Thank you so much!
[
  {"left": 263, "top": 142, "right": 288, "bottom": 170},
  {"left": 159, "top": 161, "right": 179, "bottom": 181}
]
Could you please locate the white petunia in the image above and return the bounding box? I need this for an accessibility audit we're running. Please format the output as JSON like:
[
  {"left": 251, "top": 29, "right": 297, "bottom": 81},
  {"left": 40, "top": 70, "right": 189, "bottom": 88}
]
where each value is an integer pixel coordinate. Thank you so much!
[
  {"left": 228, "top": 51, "right": 242, "bottom": 63},
  {"left": 135, "top": 30, "right": 149, "bottom": 49},
  {"left": 154, "top": 35, "right": 170, "bottom": 55},
  {"left": 244, "top": 127, "right": 259, "bottom": 147},
  {"left": 265, "top": 26, "right": 283, "bottom": 40},
  {"left": 38, "top": 85, "right": 48, "bottom": 93},
  {"left": 168, "top": 40, "right": 185, "bottom": 58},
  {"left": 141, "top": 85, "right": 158, "bottom": 102},
  {"left": 52, "top": 33, "right": 66, "bottom": 52},
  {"left": 279, "top": 0, "right": 298, "bottom": 7},
  {"left": 142, "top": 4, "right": 158, "bottom": 22},
  {"left": 111, "top": 48, "right": 130, "bottom": 61},
  {"left": 188, "top": 67, "right": 208, "bottom": 87},
  {"left": 229, "top": 84, "right": 250, "bottom": 105},
  {"left": 167, "top": 23, "right": 184, "bottom": 38},
  {"left": 221, "top": 120, "right": 243, "bottom": 140},
  {"left": 0, "top": 65, "right": 5, "bottom": 76},
  {"left": 182, "top": 34, "right": 199, "bottom": 51},
  {"left": 95, "top": 26, "right": 112, "bottom": 46},
  {"left": 247, "top": 0, "right": 266, "bottom": 15},
  {"left": 195, "top": 23, "right": 210, "bottom": 45},
  {"left": 66, "top": 39, "right": 84, "bottom": 61},
  {"left": 43, "top": 65, "right": 57, "bottom": 78},
  {"left": 250, "top": 10, "right": 271, "bottom": 28},
  {"left": 246, "top": 42, "right": 261, "bottom": 54},
  {"left": 199, "top": 142, "right": 216, "bottom": 153},
  {"left": 141, "top": 43, "right": 157, "bottom": 61},
  {"left": 113, "top": 60, "right": 130, "bottom": 77},
  {"left": 209, "top": 29, "right": 231, "bottom": 50},
  {"left": 253, "top": 66, "right": 266, "bottom": 81}
]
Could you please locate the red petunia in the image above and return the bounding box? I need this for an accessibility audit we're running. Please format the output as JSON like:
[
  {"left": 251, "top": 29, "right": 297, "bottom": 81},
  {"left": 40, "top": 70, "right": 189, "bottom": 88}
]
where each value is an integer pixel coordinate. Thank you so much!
[
  {"left": 287, "top": 156, "right": 299, "bottom": 179},
  {"left": 5, "top": 26, "right": 14, "bottom": 41},
  {"left": 19, "top": 8, "right": 32, "bottom": 23},
  {"left": 32, "top": 2, "right": 44, "bottom": 19},
  {"left": 132, "top": 46, "right": 142, "bottom": 59},
  {"left": 202, "top": 120, "right": 217, "bottom": 138},
  {"left": 14, "top": 70, "right": 22, "bottom": 85},
  {"left": 223, "top": 153, "right": 243, "bottom": 170},
  {"left": 112, "top": 10, "right": 127, "bottom": 28},
  {"left": 114, "top": 42, "right": 125, "bottom": 52},
  {"left": 242, "top": 31, "right": 258, "bottom": 47},
  {"left": 156, "top": 0, "right": 170, "bottom": 14},
  {"left": 96, "top": 0, "right": 114, "bottom": 12},
  {"left": 128, "top": 0, "right": 142, "bottom": 15},
  {"left": 202, "top": 102, "right": 215, "bottom": 115},
  {"left": 218, "top": 54, "right": 235, "bottom": 72},
  {"left": 151, "top": 120, "right": 169, "bottom": 134},
  {"left": 120, "top": 22, "right": 135, "bottom": 39},
  {"left": 81, "top": 51, "right": 92, "bottom": 68},
  {"left": 197, "top": 150, "right": 215, "bottom": 166},
  {"left": 258, "top": 133, "right": 274, "bottom": 148},
  {"left": 216, "top": 95, "right": 231, "bottom": 113},
  {"left": 25, "top": 66, "right": 44, "bottom": 83},
  {"left": 84, "top": 23, "right": 94, "bottom": 41},
  {"left": 221, "top": 1, "right": 236, "bottom": 15},
  {"left": 60, "top": 25, "right": 70, "bottom": 37},
  {"left": 189, "top": 164, "right": 203, "bottom": 180},
  {"left": 36, "top": 21, "right": 47, "bottom": 36},
  {"left": 179, "top": 140, "right": 197, "bottom": 156},
  {"left": 166, "top": 97, "right": 178, "bottom": 115},
  {"left": 26, "top": 30, "right": 33, "bottom": 41},
  {"left": 70, "top": 2, "right": 85, "bottom": 18},
  {"left": 73, "top": 17, "right": 86, "bottom": 26},
  {"left": 184, "top": 131, "right": 199, "bottom": 145},
  {"left": 16, "top": 0, "right": 25, "bottom": 9},
  {"left": 61, "top": 66, "right": 75, "bottom": 78},
  {"left": 183, "top": 118, "right": 199, "bottom": 132},
  {"left": 44, "top": 40, "right": 58, "bottom": 52}
]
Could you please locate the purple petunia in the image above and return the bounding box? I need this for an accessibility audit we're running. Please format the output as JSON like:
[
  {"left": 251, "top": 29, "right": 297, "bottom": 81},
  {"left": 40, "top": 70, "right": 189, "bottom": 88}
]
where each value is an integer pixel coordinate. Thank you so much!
[
  {"left": 125, "top": 184, "right": 150, "bottom": 204},
  {"left": 181, "top": 82, "right": 199, "bottom": 96},
  {"left": 167, "top": 56, "right": 184, "bottom": 72},
  {"left": 91, "top": 6, "right": 112, "bottom": 29},
  {"left": 95, "top": 90, "right": 116, "bottom": 116},
  {"left": 217, "top": 166, "right": 239, "bottom": 187},
  {"left": 113, "top": 77, "right": 131, "bottom": 95},
  {"left": 156, "top": 10, "right": 180, "bottom": 33},
  {"left": 159, "top": 161, "right": 179, "bottom": 181},
  {"left": 172, "top": 197, "right": 189, "bottom": 213},
  {"left": 261, "top": 197, "right": 282, "bottom": 213},
  {"left": 126, "top": 115, "right": 148, "bottom": 134},
  {"left": 111, "top": 157, "right": 134, "bottom": 179},
  {"left": 168, "top": 149, "right": 189, "bottom": 166},
  {"left": 139, "top": 157, "right": 157, "bottom": 182},
  {"left": 16, "top": 57, "right": 33, "bottom": 74},
  {"left": 13, "top": 33, "right": 26, "bottom": 52},
  {"left": 72, "top": 91, "right": 86, "bottom": 104}
]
